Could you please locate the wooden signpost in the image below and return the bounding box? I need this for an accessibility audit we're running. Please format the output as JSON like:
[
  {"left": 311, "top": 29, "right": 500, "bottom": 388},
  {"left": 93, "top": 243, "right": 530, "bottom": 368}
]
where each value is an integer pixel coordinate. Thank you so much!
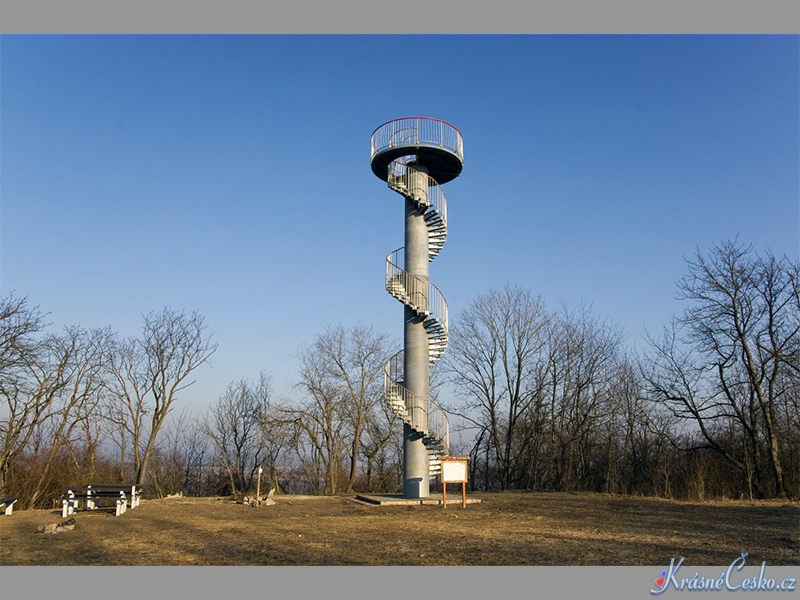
[
  {"left": 256, "top": 465, "right": 262, "bottom": 506},
  {"left": 439, "top": 456, "right": 470, "bottom": 508}
]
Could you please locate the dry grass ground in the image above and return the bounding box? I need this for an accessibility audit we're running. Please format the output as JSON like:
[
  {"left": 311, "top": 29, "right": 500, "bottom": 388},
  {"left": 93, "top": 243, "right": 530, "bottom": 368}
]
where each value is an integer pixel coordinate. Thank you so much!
[{"left": 1, "top": 490, "right": 797, "bottom": 566}]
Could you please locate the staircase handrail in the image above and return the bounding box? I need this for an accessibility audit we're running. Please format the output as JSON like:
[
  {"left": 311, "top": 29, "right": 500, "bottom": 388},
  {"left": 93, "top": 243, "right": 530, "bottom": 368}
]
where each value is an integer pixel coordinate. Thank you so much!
[
  {"left": 387, "top": 160, "right": 448, "bottom": 232},
  {"left": 384, "top": 351, "right": 449, "bottom": 454},
  {"left": 385, "top": 250, "right": 449, "bottom": 347}
]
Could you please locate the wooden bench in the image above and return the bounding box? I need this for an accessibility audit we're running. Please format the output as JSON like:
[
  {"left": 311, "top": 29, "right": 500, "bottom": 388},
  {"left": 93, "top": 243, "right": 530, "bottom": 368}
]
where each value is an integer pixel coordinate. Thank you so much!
[
  {"left": 91, "top": 490, "right": 128, "bottom": 516},
  {"left": 62, "top": 486, "right": 128, "bottom": 517},
  {"left": 0, "top": 497, "right": 17, "bottom": 516},
  {"left": 62, "top": 489, "right": 91, "bottom": 517},
  {"left": 89, "top": 484, "right": 142, "bottom": 509}
]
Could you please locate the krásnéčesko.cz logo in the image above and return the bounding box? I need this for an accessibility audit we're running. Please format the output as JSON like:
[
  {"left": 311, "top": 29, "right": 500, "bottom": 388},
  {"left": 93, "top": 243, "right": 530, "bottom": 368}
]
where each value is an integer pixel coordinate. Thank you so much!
[{"left": 650, "top": 553, "right": 797, "bottom": 594}]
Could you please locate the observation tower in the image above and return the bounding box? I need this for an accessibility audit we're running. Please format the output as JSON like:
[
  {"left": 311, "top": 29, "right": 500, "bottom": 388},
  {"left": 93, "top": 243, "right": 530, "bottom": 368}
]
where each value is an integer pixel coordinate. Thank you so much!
[{"left": 370, "top": 117, "right": 464, "bottom": 498}]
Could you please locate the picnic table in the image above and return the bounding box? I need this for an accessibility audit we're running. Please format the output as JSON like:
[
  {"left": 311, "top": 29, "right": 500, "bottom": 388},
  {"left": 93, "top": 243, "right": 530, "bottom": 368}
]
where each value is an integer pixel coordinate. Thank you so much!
[{"left": 62, "top": 484, "right": 143, "bottom": 518}]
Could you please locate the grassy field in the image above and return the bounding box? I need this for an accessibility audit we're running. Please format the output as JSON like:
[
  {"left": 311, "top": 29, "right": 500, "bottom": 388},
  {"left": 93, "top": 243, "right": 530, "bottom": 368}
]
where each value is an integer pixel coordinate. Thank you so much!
[{"left": 1, "top": 490, "right": 797, "bottom": 566}]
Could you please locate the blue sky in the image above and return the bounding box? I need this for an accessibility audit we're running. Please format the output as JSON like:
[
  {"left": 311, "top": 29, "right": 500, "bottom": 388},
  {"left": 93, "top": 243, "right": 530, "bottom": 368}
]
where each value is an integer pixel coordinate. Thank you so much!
[{"left": 1, "top": 35, "right": 798, "bottom": 413}]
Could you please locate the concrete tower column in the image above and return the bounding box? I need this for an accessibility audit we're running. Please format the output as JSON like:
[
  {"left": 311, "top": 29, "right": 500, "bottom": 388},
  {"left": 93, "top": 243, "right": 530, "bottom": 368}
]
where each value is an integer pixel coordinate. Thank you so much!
[
  {"left": 403, "top": 164, "right": 430, "bottom": 498},
  {"left": 371, "top": 117, "right": 463, "bottom": 504}
]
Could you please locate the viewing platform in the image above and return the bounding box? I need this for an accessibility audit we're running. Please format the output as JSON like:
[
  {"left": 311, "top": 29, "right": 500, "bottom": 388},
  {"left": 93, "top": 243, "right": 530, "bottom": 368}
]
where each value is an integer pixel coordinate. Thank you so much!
[{"left": 370, "top": 116, "right": 464, "bottom": 184}]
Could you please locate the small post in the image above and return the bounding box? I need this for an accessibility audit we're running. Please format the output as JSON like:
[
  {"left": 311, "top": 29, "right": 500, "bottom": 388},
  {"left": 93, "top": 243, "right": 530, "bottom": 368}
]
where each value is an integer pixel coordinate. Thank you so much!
[{"left": 256, "top": 465, "right": 262, "bottom": 506}]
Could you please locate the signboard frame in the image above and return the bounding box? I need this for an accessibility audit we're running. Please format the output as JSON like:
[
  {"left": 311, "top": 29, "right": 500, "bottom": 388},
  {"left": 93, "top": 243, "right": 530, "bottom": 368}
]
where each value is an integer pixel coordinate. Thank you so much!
[{"left": 439, "top": 456, "right": 470, "bottom": 508}]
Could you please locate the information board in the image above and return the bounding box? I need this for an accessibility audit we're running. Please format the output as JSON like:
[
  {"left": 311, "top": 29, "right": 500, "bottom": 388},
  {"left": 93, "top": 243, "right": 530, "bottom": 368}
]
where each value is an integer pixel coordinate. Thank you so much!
[
  {"left": 439, "top": 456, "right": 470, "bottom": 508},
  {"left": 441, "top": 459, "right": 468, "bottom": 483}
]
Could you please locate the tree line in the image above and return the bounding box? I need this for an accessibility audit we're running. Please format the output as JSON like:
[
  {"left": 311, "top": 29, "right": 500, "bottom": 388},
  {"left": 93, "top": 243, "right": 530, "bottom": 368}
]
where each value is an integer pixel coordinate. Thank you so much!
[
  {"left": 447, "top": 240, "right": 798, "bottom": 500},
  {"left": 1, "top": 240, "right": 797, "bottom": 508}
]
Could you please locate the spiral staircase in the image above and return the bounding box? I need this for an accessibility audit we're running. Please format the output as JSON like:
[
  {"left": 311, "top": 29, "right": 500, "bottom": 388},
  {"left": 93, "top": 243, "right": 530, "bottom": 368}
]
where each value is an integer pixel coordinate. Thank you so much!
[{"left": 370, "top": 117, "right": 464, "bottom": 481}]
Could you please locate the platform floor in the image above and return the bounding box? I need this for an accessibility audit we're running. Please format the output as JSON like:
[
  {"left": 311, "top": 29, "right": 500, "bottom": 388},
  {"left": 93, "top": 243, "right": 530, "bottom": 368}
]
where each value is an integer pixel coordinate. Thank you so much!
[{"left": 354, "top": 493, "right": 481, "bottom": 507}]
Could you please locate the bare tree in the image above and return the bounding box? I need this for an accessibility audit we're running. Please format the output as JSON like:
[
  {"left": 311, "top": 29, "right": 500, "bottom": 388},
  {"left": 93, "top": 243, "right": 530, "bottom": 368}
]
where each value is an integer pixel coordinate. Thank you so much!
[
  {"left": 292, "top": 347, "right": 346, "bottom": 494},
  {"left": 290, "top": 324, "right": 391, "bottom": 494},
  {"left": 597, "top": 353, "right": 659, "bottom": 495},
  {"left": 0, "top": 295, "right": 75, "bottom": 501},
  {"left": 358, "top": 400, "right": 401, "bottom": 492},
  {"left": 541, "top": 303, "right": 622, "bottom": 491},
  {"left": 106, "top": 307, "right": 216, "bottom": 486},
  {"left": 202, "top": 373, "right": 272, "bottom": 495},
  {"left": 148, "top": 408, "right": 210, "bottom": 497},
  {"left": 320, "top": 325, "right": 389, "bottom": 492},
  {"left": 0, "top": 295, "right": 44, "bottom": 386},
  {"left": 445, "top": 285, "right": 550, "bottom": 490},
  {"left": 105, "top": 336, "right": 150, "bottom": 483},
  {"left": 643, "top": 240, "right": 799, "bottom": 498},
  {"left": 255, "top": 401, "right": 295, "bottom": 494},
  {"left": 25, "top": 326, "right": 112, "bottom": 507}
]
